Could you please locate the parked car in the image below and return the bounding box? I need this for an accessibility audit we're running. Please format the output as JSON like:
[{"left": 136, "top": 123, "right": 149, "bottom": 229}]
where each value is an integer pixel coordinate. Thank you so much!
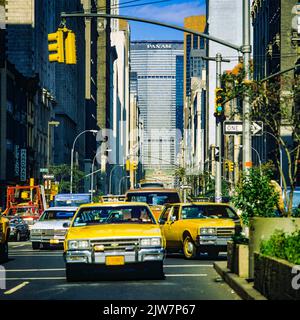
[
  {"left": 8, "top": 216, "right": 30, "bottom": 241},
  {"left": 158, "top": 202, "right": 241, "bottom": 259},
  {"left": 64, "top": 202, "right": 165, "bottom": 281},
  {"left": 125, "top": 188, "right": 181, "bottom": 220},
  {"left": 30, "top": 207, "right": 78, "bottom": 249},
  {"left": 0, "top": 213, "right": 10, "bottom": 262}
]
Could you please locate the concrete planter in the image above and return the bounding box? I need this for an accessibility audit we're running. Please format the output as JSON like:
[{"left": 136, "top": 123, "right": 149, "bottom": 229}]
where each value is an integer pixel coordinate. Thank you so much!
[
  {"left": 249, "top": 217, "right": 300, "bottom": 278},
  {"left": 254, "top": 252, "right": 300, "bottom": 300},
  {"left": 227, "top": 241, "right": 249, "bottom": 278}
]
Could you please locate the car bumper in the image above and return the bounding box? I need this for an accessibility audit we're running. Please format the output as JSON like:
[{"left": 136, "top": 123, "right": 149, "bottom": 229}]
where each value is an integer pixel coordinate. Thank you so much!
[
  {"left": 64, "top": 248, "right": 165, "bottom": 264},
  {"left": 30, "top": 235, "right": 65, "bottom": 245},
  {"left": 197, "top": 235, "right": 232, "bottom": 247}
]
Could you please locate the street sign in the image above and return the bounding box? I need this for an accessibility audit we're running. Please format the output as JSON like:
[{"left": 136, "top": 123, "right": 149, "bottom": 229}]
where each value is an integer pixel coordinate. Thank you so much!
[
  {"left": 223, "top": 121, "right": 263, "bottom": 136},
  {"left": 43, "top": 174, "right": 55, "bottom": 180},
  {"left": 40, "top": 168, "right": 49, "bottom": 173}
]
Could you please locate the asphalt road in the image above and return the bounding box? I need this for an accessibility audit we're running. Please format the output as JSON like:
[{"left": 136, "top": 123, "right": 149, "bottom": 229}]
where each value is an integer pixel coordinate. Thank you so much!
[{"left": 0, "top": 241, "right": 241, "bottom": 300}]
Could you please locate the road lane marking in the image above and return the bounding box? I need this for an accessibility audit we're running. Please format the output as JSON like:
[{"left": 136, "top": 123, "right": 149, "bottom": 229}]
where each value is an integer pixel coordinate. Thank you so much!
[
  {"left": 166, "top": 274, "right": 207, "bottom": 277},
  {"left": 12, "top": 244, "right": 28, "bottom": 248},
  {"left": 9, "top": 254, "right": 62, "bottom": 257},
  {"left": 5, "top": 268, "right": 65, "bottom": 272},
  {"left": 164, "top": 264, "right": 213, "bottom": 268},
  {"left": 0, "top": 277, "right": 65, "bottom": 281},
  {"left": 4, "top": 281, "right": 29, "bottom": 295}
]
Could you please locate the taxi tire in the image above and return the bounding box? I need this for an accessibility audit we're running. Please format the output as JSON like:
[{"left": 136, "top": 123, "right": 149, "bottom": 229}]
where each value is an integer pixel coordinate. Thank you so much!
[
  {"left": 183, "top": 235, "right": 197, "bottom": 260},
  {"left": 0, "top": 242, "right": 8, "bottom": 263},
  {"left": 32, "top": 242, "right": 40, "bottom": 250}
]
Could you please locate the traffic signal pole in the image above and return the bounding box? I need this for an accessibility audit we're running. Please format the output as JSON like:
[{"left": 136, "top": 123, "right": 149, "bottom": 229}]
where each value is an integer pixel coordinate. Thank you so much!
[
  {"left": 242, "top": 0, "right": 252, "bottom": 172},
  {"left": 215, "top": 53, "right": 222, "bottom": 203}
]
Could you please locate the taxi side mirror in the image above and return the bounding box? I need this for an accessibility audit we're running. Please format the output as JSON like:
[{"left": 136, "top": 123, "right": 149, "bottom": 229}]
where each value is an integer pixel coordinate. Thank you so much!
[
  {"left": 63, "top": 222, "right": 71, "bottom": 228},
  {"left": 170, "top": 216, "right": 176, "bottom": 223}
]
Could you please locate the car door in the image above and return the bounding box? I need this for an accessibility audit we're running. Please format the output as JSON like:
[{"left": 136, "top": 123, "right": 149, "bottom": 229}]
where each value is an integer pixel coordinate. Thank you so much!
[
  {"left": 159, "top": 206, "right": 173, "bottom": 247},
  {"left": 163, "top": 206, "right": 181, "bottom": 248}
]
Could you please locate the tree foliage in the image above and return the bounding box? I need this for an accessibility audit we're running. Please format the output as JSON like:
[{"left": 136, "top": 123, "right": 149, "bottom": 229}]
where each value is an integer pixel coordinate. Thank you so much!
[
  {"left": 232, "top": 167, "right": 279, "bottom": 226},
  {"left": 49, "top": 164, "right": 85, "bottom": 193}
]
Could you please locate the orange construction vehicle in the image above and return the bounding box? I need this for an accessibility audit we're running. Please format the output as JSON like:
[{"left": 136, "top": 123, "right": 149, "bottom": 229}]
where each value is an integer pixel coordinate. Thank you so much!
[{"left": 3, "top": 185, "right": 47, "bottom": 228}]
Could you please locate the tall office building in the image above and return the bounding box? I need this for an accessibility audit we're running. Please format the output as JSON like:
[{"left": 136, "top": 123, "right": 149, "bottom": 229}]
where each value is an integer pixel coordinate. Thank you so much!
[{"left": 130, "top": 41, "right": 184, "bottom": 180}]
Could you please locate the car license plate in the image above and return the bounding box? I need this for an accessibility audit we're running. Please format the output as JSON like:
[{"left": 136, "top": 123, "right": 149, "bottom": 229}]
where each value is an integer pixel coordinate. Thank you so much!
[
  {"left": 105, "top": 256, "right": 125, "bottom": 266},
  {"left": 50, "top": 239, "right": 59, "bottom": 244}
]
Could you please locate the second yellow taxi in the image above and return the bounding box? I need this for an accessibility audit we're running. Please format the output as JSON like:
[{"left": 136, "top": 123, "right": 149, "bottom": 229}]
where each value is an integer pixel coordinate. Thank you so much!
[{"left": 159, "top": 202, "right": 241, "bottom": 259}]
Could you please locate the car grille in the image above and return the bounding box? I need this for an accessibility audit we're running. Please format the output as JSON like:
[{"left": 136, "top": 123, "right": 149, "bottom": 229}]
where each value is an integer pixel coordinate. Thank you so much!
[
  {"left": 41, "top": 229, "right": 54, "bottom": 236},
  {"left": 90, "top": 238, "right": 140, "bottom": 252},
  {"left": 216, "top": 228, "right": 234, "bottom": 237},
  {"left": 54, "top": 230, "right": 67, "bottom": 236}
]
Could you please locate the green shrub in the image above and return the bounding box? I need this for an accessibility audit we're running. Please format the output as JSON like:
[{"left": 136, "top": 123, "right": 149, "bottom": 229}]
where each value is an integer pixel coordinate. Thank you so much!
[{"left": 260, "top": 229, "right": 300, "bottom": 265}]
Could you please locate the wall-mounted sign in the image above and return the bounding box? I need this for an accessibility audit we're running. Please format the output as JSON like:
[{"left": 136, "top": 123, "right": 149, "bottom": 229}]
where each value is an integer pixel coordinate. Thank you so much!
[{"left": 20, "top": 148, "right": 27, "bottom": 181}]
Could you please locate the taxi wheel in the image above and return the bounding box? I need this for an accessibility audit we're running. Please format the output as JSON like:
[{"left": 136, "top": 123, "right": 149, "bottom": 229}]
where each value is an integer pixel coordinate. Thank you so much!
[
  {"left": 183, "top": 235, "right": 197, "bottom": 260},
  {"left": 32, "top": 242, "right": 40, "bottom": 250}
]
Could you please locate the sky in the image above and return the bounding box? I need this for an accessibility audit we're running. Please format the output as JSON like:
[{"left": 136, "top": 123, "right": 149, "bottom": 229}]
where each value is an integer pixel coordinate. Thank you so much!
[{"left": 120, "top": 0, "right": 206, "bottom": 41}]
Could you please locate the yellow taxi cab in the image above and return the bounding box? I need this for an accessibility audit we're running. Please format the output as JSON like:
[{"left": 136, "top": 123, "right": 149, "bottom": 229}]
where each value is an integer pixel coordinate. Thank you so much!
[
  {"left": 125, "top": 188, "right": 181, "bottom": 221},
  {"left": 158, "top": 202, "right": 241, "bottom": 259},
  {"left": 0, "top": 212, "right": 10, "bottom": 262},
  {"left": 63, "top": 202, "right": 165, "bottom": 281}
]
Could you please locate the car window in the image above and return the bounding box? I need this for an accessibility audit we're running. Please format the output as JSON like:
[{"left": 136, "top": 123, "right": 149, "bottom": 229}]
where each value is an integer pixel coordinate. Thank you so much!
[
  {"left": 181, "top": 205, "right": 238, "bottom": 219},
  {"left": 171, "top": 206, "right": 180, "bottom": 221},
  {"left": 73, "top": 206, "right": 155, "bottom": 226},
  {"left": 40, "top": 210, "right": 76, "bottom": 220},
  {"left": 159, "top": 207, "right": 172, "bottom": 223},
  {"left": 126, "top": 192, "right": 180, "bottom": 205}
]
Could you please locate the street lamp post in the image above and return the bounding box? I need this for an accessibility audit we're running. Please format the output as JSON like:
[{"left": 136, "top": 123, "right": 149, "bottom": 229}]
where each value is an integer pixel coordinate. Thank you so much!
[
  {"left": 47, "top": 121, "right": 60, "bottom": 168},
  {"left": 90, "top": 148, "right": 112, "bottom": 201},
  {"left": 109, "top": 164, "right": 123, "bottom": 195},
  {"left": 70, "top": 129, "right": 98, "bottom": 194},
  {"left": 252, "top": 146, "right": 262, "bottom": 170}
]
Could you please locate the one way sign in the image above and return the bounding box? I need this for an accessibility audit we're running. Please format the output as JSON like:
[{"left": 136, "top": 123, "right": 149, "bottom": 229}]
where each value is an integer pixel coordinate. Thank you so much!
[{"left": 224, "top": 121, "right": 263, "bottom": 136}]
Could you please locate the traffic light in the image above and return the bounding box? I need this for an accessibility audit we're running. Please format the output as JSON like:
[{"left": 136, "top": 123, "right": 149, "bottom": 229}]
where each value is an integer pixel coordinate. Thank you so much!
[
  {"left": 214, "top": 87, "right": 226, "bottom": 122},
  {"left": 48, "top": 29, "right": 64, "bottom": 63},
  {"left": 125, "top": 159, "right": 130, "bottom": 171},
  {"left": 229, "top": 161, "right": 234, "bottom": 172},
  {"left": 65, "top": 29, "right": 77, "bottom": 64},
  {"left": 224, "top": 160, "right": 229, "bottom": 171}
]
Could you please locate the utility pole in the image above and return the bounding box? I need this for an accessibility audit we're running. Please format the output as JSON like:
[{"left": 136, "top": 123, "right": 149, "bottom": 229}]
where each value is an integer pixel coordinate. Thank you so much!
[
  {"left": 203, "top": 54, "right": 230, "bottom": 203},
  {"left": 242, "top": 0, "right": 252, "bottom": 172},
  {"left": 82, "top": 0, "right": 91, "bottom": 99}
]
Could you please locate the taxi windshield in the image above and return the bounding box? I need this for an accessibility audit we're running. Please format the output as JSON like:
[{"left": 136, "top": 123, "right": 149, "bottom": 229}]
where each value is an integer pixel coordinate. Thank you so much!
[
  {"left": 126, "top": 192, "right": 180, "bottom": 206},
  {"left": 40, "top": 210, "right": 76, "bottom": 220},
  {"left": 73, "top": 206, "right": 155, "bottom": 226},
  {"left": 181, "top": 205, "right": 238, "bottom": 219}
]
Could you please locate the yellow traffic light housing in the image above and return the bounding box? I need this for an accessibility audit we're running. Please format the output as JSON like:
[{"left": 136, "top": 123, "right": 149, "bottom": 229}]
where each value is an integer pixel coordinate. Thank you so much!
[
  {"left": 224, "top": 160, "right": 229, "bottom": 171},
  {"left": 125, "top": 160, "right": 130, "bottom": 171},
  {"left": 65, "top": 30, "right": 77, "bottom": 64},
  {"left": 214, "top": 87, "right": 224, "bottom": 116},
  {"left": 229, "top": 161, "right": 234, "bottom": 172},
  {"left": 48, "top": 29, "right": 64, "bottom": 63}
]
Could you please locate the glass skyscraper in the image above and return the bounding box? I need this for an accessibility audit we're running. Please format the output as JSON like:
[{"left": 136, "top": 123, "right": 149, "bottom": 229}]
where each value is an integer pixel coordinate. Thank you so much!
[{"left": 130, "top": 41, "right": 184, "bottom": 173}]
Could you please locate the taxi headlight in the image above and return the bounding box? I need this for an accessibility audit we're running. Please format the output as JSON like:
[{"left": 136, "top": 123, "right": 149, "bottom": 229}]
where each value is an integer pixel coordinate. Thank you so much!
[
  {"left": 141, "top": 238, "right": 161, "bottom": 247},
  {"left": 68, "top": 240, "right": 89, "bottom": 250},
  {"left": 200, "top": 228, "right": 216, "bottom": 235}
]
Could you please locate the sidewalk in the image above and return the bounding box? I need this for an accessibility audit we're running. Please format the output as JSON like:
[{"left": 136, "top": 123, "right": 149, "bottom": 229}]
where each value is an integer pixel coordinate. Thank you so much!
[{"left": 214, "top": 261, "right": 267, "bottom": 300}]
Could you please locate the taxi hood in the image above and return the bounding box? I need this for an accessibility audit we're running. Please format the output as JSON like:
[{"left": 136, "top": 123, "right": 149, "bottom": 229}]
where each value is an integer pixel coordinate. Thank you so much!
[{"left": 67, "top": 223, "right": 162, "bottom": 240}]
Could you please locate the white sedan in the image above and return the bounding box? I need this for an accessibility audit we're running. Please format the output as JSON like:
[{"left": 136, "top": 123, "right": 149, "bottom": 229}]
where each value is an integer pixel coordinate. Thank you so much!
[{"left": 30, "top": 207, "right": 78, "bottom": 249}]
